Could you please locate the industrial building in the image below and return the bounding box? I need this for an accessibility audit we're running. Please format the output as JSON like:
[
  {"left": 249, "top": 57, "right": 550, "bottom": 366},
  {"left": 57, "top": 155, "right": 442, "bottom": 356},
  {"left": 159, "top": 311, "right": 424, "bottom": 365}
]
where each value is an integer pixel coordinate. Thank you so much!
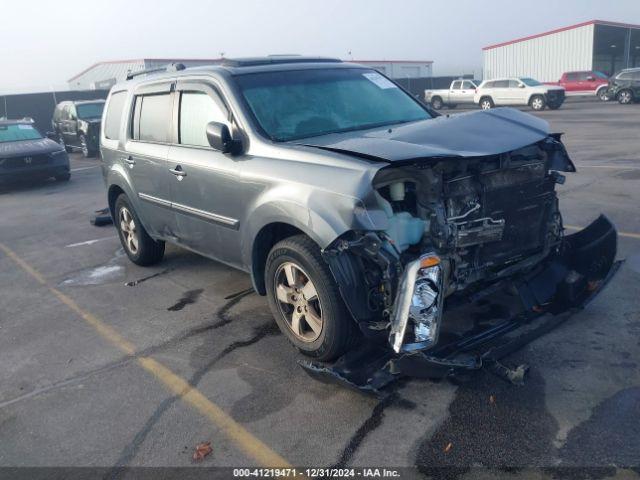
[
  {"left": 483, "top": 20, "right": 640, "bottom": 82},
  {"left": 67, "top": 58, "right": 433, "bottom": 90}
]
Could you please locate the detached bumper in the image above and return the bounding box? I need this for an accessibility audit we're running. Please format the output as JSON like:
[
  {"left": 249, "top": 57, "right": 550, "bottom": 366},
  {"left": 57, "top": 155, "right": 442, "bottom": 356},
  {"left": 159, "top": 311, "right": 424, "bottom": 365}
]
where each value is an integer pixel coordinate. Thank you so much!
[{"left": 301, "top": 215, "right": 620, "bottom": 394}]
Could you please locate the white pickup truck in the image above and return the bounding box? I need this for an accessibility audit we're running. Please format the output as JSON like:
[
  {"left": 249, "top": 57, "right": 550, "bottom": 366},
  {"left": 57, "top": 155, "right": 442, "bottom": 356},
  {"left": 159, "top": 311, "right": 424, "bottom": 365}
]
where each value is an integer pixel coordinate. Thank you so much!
[{"left": 424, "top": 79, "right": 479, "bottom": 110}]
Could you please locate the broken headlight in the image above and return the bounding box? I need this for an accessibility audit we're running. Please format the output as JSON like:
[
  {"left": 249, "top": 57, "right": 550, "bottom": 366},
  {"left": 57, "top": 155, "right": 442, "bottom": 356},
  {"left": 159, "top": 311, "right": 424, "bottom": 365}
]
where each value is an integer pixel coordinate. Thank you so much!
[{"left": 389, "top": 254, "right": 444, "bottom": 353}]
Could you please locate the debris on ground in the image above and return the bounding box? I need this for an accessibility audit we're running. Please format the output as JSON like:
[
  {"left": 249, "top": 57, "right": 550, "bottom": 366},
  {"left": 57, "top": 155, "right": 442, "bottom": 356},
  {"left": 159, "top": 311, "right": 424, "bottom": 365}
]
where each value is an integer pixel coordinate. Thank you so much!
[
  {"left": 444, "top": 442, "right": 453, "bottom": 453},
  {"left": 192, "top": 441, "right": 212, "bottom": 462},
  {"left": 90, "top": 207, "right": 113, "bottom": 226}
]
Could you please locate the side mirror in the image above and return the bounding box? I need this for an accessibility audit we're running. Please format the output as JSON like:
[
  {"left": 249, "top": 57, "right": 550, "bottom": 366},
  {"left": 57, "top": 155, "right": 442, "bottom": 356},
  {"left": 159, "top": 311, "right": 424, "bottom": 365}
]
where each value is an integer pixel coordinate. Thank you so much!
[
  {"left": 46, "top": 131, "right": 59, "bottom": 141},
  {"left": 206, "top": 122, "right": 237, "bottom": 153},
  {"left": 587, "top": 76, "right": 595, "bottom": 81},
  {"left": 518, "top": 83, "right": 525, "bottom": 88}
]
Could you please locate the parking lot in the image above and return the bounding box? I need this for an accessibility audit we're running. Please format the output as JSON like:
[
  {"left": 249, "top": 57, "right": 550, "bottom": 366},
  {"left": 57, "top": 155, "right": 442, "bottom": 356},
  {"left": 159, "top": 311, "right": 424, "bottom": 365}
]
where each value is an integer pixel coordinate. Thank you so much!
[{"left": 1, "top": 99, "right": 639, "bottom": 478}]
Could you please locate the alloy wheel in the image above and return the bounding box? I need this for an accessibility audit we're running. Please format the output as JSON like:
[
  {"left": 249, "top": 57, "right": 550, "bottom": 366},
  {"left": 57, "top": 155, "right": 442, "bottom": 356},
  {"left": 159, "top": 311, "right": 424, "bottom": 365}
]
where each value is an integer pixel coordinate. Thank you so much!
[
  {"left": 274, "top": 261, "right": 323, "bottom": 342},
  {"left": 481, "top": 100, "right": 492, "bottom": 110},
  {"left": 119, "top": 207, "right": 139, "bottom": 254},
  {"left": 532, "top": 97, "right": 544, "bottom": 110},
  {"left": 619, "top": 91, "right": 632, "bottom": 104}
]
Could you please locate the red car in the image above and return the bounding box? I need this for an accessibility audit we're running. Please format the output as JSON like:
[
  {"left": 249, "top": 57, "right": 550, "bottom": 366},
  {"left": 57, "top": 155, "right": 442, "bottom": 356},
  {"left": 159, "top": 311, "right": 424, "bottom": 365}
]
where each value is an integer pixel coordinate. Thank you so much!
[{"left": 546, "top": 71, "right": 610, "bottom": 101}]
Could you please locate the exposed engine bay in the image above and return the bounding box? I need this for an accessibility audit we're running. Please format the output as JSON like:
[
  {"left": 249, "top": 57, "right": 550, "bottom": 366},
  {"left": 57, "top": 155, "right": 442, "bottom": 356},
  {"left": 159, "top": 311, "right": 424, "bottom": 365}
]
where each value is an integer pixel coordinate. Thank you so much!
[{"left": 319, "top": 135, "right": 618, "bottom": 387}]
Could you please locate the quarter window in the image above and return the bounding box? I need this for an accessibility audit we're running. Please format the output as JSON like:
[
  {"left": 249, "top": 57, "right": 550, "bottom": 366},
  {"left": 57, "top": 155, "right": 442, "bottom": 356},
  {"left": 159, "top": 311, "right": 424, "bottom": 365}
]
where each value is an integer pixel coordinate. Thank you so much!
[
  {"left": 179, "top": 92, "right": 227, "bottom": 147},
  {"left": 508, "top": 80, "right": 520, "bottom": 88},
  {"left": 134, "top": 93, "right": 172, "bottom": 143},
  {"left": 104, "top": 92, "right": 127, "bottom": 140},
  {"left": 494, "top": 80, "right": 509, "bottom": 88}
]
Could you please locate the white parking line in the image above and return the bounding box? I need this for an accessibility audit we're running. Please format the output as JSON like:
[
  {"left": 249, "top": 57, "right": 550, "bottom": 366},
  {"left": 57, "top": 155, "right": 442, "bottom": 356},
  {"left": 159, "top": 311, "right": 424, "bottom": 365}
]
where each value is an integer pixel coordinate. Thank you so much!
[
  {"left": 576, "top": 164, "right": 640, "bottom": 170},
  {"left": 65, "top": 236, "right": 116, "bottom": 248},
  {"left": 70, "top": 166, "right": 100, "bottom": 172}
]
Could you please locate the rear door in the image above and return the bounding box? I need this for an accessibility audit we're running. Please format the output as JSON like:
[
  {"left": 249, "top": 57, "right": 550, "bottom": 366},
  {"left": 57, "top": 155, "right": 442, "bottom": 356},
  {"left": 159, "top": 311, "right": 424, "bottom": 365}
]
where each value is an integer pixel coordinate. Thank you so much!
[
  {"left": 124, "top": 81, "right": 176, "bottom": 238},
  {"left": 492, "top": 80, "right": 511, "bottom": 104},
  {"left": 166, "top": 78, "right": 244, "bottom": 267}
]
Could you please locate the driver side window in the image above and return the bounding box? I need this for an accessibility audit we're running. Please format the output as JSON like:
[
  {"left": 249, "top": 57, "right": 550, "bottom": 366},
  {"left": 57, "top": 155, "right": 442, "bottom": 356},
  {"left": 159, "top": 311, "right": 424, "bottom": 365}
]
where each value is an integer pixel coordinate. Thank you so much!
[{"left": 179, "top": 91, "right": 227, "bottom": 147}]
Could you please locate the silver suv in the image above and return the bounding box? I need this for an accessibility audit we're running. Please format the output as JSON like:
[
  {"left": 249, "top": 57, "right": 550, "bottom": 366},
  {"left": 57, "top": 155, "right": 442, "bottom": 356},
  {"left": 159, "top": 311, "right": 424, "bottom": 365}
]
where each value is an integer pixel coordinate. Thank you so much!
[{"left": 101, "top": 57, "right": 616, "bottom": 382}]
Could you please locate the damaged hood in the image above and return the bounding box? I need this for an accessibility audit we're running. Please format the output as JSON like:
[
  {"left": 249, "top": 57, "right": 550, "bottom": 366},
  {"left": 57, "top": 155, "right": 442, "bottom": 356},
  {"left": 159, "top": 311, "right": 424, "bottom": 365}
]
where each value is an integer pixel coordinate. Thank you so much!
[{"left": 298, "top": 108, "right": 550, "bottom": 162}]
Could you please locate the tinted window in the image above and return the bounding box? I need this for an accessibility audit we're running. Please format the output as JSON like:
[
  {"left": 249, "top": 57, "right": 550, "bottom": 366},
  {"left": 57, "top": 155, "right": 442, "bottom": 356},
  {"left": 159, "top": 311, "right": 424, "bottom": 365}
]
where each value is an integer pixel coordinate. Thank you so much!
[
  {"left": 0, "top": 124, "right": 42, "bottom": 143},
  {"left": 104, "top": 92, "right": 127, "bottom": 140},
  {"left": 494, "top": 80, "right": 509, "bottom": 88},
  {"left": 520, "top": 77, "right": 543, "bottom": 86},
  {"left": 633, "top": 71, "right": 640, "bottom": 80},
  {"left": 236, "top": 68, "right": 430, "bottom": 142},
  {"left": 136, "top": 94, "right": 172, "bottom": 143},
  {"left": 179, "top": 92, "right": 227, "bottom": 147},
  {"left": 451, "top": 81, "right": 462, "bottom": 89},
  {"left": 508, "top": 80, "right": 521, "bottom": 88},
  {"left": 594, "top": 71, "right": 608, "bottom": 79},
  {"left": 76, "top": 103, "right": 104, "bottom": 119},
  {"left": 566, "top": 73, "right": 578, "bottom": 81},
  {"left": 483, "top": 81, "right": 494, "bottom": 88},
  {"left": 462, "top": 81, "right": 475, "bottom": 89},
  {"left": 577, "top": 72, "right": 591, "bottom": 81},
  {"left": 617, "top": 72, "right": 632, "bottom": 80}
]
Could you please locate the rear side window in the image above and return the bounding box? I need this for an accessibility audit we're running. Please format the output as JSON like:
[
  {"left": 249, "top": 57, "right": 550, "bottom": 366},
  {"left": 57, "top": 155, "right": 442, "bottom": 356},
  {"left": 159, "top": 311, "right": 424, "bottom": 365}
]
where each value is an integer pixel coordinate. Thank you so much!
[
  {"left": 134, "top": 93, "right": 172, "bottom": 143},
  {"left": 104, "top": 92, "right": 127, "bottom": 140},
  {"left": 494, "top": 80, "right": 509, "bottom": 88},
  {"left": 483, "top": 81, "right": 494, "bottom": 88},
  {"left": 179, "top": 92, "right": 227, "bottom": 147},
  {"left": 566, "top": 73, "right": 578, "bottom": 81}
]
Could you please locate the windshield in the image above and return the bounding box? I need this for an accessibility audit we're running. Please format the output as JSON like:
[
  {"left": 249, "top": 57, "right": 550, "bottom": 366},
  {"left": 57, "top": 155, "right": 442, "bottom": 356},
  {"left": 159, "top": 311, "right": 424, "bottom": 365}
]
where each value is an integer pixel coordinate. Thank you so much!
[
  {"left": 235, "top": 68, "right": 431, "bottom": 141},
  {"left": 0, "top": 123, "right": 43, "bottom": 143},
  {"left": 520, "top": 77, "right": 543, "bottom": 87},
  {"left": 76, "top": 103, "right": 104, "bottom": 119}
]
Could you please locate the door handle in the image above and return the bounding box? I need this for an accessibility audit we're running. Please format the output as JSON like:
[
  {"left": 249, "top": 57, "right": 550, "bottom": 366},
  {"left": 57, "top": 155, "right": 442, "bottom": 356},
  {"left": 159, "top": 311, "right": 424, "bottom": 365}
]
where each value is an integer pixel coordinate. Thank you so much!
[
  {"left": 122, "top": 156, "right": 136, "bottom": 166},
  {"left": 169, "top": 166, "right": 187, "bottom": 179}
]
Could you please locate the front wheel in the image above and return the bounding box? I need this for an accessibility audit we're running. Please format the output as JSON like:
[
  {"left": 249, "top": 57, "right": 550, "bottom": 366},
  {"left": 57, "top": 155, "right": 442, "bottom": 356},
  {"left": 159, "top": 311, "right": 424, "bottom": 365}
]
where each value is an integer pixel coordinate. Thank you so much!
[
  {"left": 530, "top": 95, "right": 546, "bottom": 111},
  {"left": 618, "top": 89, "right": 633, "bottom": 104},
  {"left": 430, "top": 97, "right": 443, "bottom": 110},
  {"left": 265, "top": 235, "right": 359, "bottom": 361},
  {"left": 114, "top": 194, "right": 165, "bottom": 266}
]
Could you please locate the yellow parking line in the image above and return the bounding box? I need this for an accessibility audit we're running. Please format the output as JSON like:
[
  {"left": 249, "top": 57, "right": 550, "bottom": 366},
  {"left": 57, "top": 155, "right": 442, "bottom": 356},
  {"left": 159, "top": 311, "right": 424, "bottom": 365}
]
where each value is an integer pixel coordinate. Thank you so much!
[
  {"left": 0, "top": 242, "right": 290, "bottom": 468},
  {"left": 565, "top": 225, "right": 640, "bottom": 240}
]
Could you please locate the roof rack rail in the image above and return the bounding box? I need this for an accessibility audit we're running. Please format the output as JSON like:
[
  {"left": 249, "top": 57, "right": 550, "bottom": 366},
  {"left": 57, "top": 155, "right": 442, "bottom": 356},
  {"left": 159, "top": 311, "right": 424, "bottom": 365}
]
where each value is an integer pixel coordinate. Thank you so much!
[
  {"left": 126, "top": 62, "right": 186, "bottom": 80},
  {"left": 221, "top": 56, "right": 342, "bottom": 67}
]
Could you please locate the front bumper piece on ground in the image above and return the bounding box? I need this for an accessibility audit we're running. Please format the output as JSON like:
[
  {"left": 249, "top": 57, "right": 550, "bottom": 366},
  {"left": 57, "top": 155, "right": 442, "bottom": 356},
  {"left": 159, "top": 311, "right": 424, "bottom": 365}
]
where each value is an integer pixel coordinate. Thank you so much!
[{"left": 300, "top": 215, "right": 621, "bottom": 394}]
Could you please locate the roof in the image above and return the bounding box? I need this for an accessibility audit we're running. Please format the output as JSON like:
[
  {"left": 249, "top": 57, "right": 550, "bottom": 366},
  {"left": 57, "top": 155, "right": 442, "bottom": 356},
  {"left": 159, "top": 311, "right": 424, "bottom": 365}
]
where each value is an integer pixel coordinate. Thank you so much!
[
  {"left": 483, "top": 19, "right": 640, "bottom": 51},
  {"left": 68, "top": 57, "right": 434, "bottom": 82},
  {"left": 220, "top": 56, "right": 341, "bottom": 67},
  {"left": 68, "top": 58, "right": 223, "bottom": 82}
]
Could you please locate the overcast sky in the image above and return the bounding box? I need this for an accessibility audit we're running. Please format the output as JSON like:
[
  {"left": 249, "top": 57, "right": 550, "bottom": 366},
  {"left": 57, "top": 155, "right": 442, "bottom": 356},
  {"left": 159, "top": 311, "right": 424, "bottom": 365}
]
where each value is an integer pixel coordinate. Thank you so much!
[{"left": 2, "top": 0, "right": 639, "bottom": 93}]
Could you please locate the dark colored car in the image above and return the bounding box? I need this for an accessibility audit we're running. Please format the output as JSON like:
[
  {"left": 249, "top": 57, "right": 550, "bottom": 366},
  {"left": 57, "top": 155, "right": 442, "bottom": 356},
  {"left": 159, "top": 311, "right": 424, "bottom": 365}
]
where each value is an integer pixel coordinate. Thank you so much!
[
  {"left": 607, "top": 68, "right": 640, "bottom": 104},
  {"left": 0, "top": 119, "right": 70, "bottom": 183},
  {"left": 52, "top": 100, "right": 105, "bottom": 157}
]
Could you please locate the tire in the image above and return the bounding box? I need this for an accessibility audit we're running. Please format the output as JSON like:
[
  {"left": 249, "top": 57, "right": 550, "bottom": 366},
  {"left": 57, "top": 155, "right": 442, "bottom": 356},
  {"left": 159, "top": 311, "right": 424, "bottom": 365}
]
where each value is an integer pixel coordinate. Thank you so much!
[
  {"left": 265, "top": 234, "right": 359, "bottom": 361},
  {"left": 55, "top": 172, "right": 70, "bottom": 182},
  {"left": 618, "top": 89, "right": 633, "bottom": 104},
  {"left": 430, "top": 97, "right": 443, "bottom": 110},
  {"left": 479, "top": 97, "right": 494, "bottom": 110},
  {"left": 58, "top": 134, "right": 72, "bottom": 153},
  {"left": 79, "top": 134, "right": 94, "bottom": 158},
  {"left": 114, "top": 194, "right": 165, "bottom": 266},
  {"left": 597, "top": 87, "right": 610, "bottom": 102},
  {"left": 530, "top": 95, "right": 546, "bottom": 111}
]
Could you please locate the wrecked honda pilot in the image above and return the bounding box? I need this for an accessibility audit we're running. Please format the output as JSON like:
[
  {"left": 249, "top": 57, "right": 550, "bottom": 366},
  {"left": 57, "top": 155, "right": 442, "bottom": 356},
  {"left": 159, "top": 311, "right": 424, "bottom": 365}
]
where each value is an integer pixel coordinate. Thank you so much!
[{"left": 102, "top": 57, "right": 619, "bottom": 391}]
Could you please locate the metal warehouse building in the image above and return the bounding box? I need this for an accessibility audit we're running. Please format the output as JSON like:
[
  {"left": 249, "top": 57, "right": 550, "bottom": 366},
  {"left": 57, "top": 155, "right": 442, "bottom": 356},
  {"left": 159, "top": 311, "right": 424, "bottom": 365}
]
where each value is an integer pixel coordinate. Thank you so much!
[
  {"left": 67, "top": 58, "right": 433, "bottom": 90},
  {"left": 483, "top": 20, "right": 640, "bottom": 82}
]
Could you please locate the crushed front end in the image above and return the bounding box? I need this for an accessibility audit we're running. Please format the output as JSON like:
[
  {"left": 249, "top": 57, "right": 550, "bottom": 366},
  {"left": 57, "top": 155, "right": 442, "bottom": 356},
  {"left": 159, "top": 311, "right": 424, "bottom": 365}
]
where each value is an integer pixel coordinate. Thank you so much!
[{"left": 306, "top": 135, "right": 620, "bottom": 393}]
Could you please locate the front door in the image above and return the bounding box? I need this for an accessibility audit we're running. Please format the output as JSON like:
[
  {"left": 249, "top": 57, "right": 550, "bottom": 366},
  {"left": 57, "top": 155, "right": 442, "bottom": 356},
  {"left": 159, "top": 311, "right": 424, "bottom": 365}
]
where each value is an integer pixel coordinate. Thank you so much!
[
  {"left": 124, "top": 82, "right": 176, "bottom": 238},
  {"left": 167, "top": 80, "right": 245, "bottom": 268}
]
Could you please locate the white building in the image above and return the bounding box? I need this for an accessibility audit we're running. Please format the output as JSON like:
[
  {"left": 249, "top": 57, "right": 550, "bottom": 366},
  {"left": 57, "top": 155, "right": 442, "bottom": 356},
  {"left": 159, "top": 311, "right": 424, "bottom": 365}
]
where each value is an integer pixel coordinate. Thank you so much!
[
  {"left": 483, "top": 20, "right": 640, "bottom": 82},
  {"left": 68, "top": 58, "right": 433, "bottom": 90}
]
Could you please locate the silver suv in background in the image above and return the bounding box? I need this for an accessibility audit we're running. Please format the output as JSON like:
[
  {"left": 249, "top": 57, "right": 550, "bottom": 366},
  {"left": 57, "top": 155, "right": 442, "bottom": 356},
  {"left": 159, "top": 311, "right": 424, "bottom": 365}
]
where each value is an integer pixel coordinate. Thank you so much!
[
  {"left": 100, "top": 58, "right": 616, "bottom": 388},
  {"left": 474, "top": 77, "right": 565, "bottom": 110}
]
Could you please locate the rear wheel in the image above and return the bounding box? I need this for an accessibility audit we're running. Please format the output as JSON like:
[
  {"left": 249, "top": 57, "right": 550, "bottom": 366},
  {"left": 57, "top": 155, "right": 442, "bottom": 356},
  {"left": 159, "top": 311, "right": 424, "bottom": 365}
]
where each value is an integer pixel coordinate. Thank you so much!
[
  {"left": 430, "top": 97, "right": 443, "bottom": 110},
  {"left": 265, "top": 234, "right": 359, "bottom": 361},
  {"left": 618, "top": 89, "right": 633, "bottom": 104},
  {"left": 597, "top": 87, "right": 610, "bottom": 101},
  {"left": 530, "top": 95, "right": 546, "bottom": 111},
  {"left": 79, "top": 134, "right": 94, "bottom": 158},
  {"left": 479, "top": 97, "right": 494, "bottom": 110},
  {"left": 114, "top": 194, "right": 165, "bottom": 266}
]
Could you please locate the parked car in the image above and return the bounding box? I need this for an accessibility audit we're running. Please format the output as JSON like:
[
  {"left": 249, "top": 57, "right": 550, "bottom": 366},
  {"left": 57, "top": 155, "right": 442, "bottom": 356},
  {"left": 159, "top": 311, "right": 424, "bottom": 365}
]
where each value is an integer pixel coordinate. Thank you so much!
[
  {"left": 424, "top": 79, "right": 479, "bottom": 110},
  {"left": 474, "top": 77, "right": 565, "bottom": 111},
  {"left": 0, "top": 118, "right": 70, "bottom": 183},
  {"left": 101, "top": 58, "right": 616, "bottom": 387},
  {"left": 606, "top": 68, "right": 640, "bottom": 104},
  {"left": 545, "top": 71, "right": 610, "bottom": 101},
  {"left": 52, "top": 100, "right": 105, "bottom": 157}
]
